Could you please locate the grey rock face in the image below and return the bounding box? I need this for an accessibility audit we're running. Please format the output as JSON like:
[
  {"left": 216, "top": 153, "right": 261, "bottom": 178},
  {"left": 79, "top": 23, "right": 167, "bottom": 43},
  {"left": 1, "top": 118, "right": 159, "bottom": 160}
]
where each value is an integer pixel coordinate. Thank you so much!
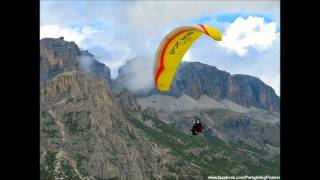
[
  {"left": 40, "top": 38, "right": 111, "bottom": 83},
  {"left": 115, "top": 60, "right": 279, "bottom": 112},
  {"left": 112, "top": 89, "right": 141, "bottom": 113},
  {"left": 40, "top": 71, "right": 160, "bottom": 179},
  {"left": 40, "top": 38, "right": 80, "bottom": 80},
  {"left": 230, "top": 74, "right": 279, "bottom": 112}
]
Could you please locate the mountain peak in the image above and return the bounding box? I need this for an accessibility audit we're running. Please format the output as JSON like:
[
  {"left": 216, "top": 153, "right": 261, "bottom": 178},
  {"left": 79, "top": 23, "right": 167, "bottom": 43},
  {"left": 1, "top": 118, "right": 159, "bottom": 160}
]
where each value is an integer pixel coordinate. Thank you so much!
[
  {"left": 40, "top": 37, "right": 111, "bottom": 83},
  {"left": 40, "top": 37, "right": 79, "bottom": 52}
]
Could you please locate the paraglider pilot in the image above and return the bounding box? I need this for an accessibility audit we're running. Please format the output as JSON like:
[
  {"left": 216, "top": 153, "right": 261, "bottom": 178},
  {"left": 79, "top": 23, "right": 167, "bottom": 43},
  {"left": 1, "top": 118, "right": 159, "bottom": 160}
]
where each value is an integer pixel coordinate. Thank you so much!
[{"left": 190, "top": 116, "right": 204, "bottom": 136}]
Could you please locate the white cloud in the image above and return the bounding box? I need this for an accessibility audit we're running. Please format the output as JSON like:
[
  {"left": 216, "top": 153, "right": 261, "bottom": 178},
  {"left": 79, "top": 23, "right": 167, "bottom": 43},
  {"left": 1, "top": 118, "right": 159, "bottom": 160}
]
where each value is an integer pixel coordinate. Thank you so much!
[
  {"left": 125, "top": 1, "right": 279, "bottom": 35},
  {"left": 184, "top": 32, "right": 280, "bottom": 96},
  {"left": 81, "top": 26, "right": 101, "bottom": 36},
  {"left": 118, "top": 56, "right": 154, "bottom": 92},
  {"left": 182, "top": 51, "right": 193, "bottom": 62},
  {"left": 40, "top": 25, "right": 86, "bottom": 45},
  {"left": 219, "top": 16, "right": 277, "bottom": 56},
  {"left": 40, "top": 25, "right": 101, "bottom": 46}
]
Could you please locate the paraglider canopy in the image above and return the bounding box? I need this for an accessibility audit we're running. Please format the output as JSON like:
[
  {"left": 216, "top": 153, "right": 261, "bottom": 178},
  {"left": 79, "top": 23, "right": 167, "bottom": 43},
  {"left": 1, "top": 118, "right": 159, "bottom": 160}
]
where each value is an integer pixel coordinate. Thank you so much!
[{"left": 153, "top": 24, "right": 222, "bottom": 92}]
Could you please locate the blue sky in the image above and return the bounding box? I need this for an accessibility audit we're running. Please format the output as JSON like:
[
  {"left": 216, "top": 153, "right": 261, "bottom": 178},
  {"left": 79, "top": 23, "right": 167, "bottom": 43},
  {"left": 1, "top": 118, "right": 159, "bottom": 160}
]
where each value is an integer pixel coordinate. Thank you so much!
[{"left": 40, "top": 0, "right": 280, "bottom": 95}]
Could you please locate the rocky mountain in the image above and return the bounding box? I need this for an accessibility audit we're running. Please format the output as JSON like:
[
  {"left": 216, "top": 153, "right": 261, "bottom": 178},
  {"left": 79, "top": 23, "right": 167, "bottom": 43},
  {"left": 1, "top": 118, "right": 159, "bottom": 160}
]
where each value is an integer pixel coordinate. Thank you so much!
[
  {"left": 41, "top": 71, "right": 267, "bottom": 179},
  {"left": 40, "top": 38, "right": 280, "bottom": 179},
  {"left": 40, "top": 37, "right": 111, "bottom": 83},
  {"left": 114, "top": 60, "right": 280, "bottom": 112},
  {"left": 41, "top": 71, "right": 150, "bottom": 179}
]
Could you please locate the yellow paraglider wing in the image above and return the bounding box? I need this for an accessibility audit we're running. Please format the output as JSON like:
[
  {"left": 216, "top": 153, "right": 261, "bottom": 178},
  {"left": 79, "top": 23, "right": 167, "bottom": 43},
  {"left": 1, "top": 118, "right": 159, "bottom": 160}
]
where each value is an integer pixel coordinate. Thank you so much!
[{"left": 153, "top": 24, "right": 222, "bottom": 92}]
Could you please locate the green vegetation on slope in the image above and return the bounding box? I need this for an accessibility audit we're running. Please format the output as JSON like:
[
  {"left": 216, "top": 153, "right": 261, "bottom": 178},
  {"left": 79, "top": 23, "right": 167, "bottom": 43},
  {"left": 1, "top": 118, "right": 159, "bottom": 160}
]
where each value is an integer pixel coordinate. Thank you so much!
[
  {"left": 126, "top": 112, "right": 280, "bottom": 177},
  {"left": 40, "top": 150, "right": 82, "bottom": 180},
  {"left": 62, "top": 111, "right": 91, "bottom": 135},
  {"left": 40, "top": 151, "right": 57, "bottom": 180},
  {"left": 126, "top": 112, "right": 240, "bottom": 176}
]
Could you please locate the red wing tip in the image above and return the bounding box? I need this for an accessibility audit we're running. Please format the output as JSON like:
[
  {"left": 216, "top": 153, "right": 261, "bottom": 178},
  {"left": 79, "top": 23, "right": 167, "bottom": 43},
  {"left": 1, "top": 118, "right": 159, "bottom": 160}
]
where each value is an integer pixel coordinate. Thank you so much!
[{"left": 198, "top": 24, "right": 209, "bottom": 36}]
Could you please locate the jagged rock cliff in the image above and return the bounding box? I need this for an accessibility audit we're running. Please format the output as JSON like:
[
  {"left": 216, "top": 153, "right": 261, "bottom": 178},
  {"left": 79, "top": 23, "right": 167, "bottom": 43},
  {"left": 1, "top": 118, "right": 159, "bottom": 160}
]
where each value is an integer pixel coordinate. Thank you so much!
[{"left": 40, "top": 71, "right": 161, "bottom": 179}]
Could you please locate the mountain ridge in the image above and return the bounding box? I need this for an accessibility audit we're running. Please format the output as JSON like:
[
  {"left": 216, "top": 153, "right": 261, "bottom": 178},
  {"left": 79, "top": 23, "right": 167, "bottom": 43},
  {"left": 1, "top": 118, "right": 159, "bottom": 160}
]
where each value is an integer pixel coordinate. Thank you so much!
[{"left": 115, "top": 59, "right": 280, "bottom": 112}]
